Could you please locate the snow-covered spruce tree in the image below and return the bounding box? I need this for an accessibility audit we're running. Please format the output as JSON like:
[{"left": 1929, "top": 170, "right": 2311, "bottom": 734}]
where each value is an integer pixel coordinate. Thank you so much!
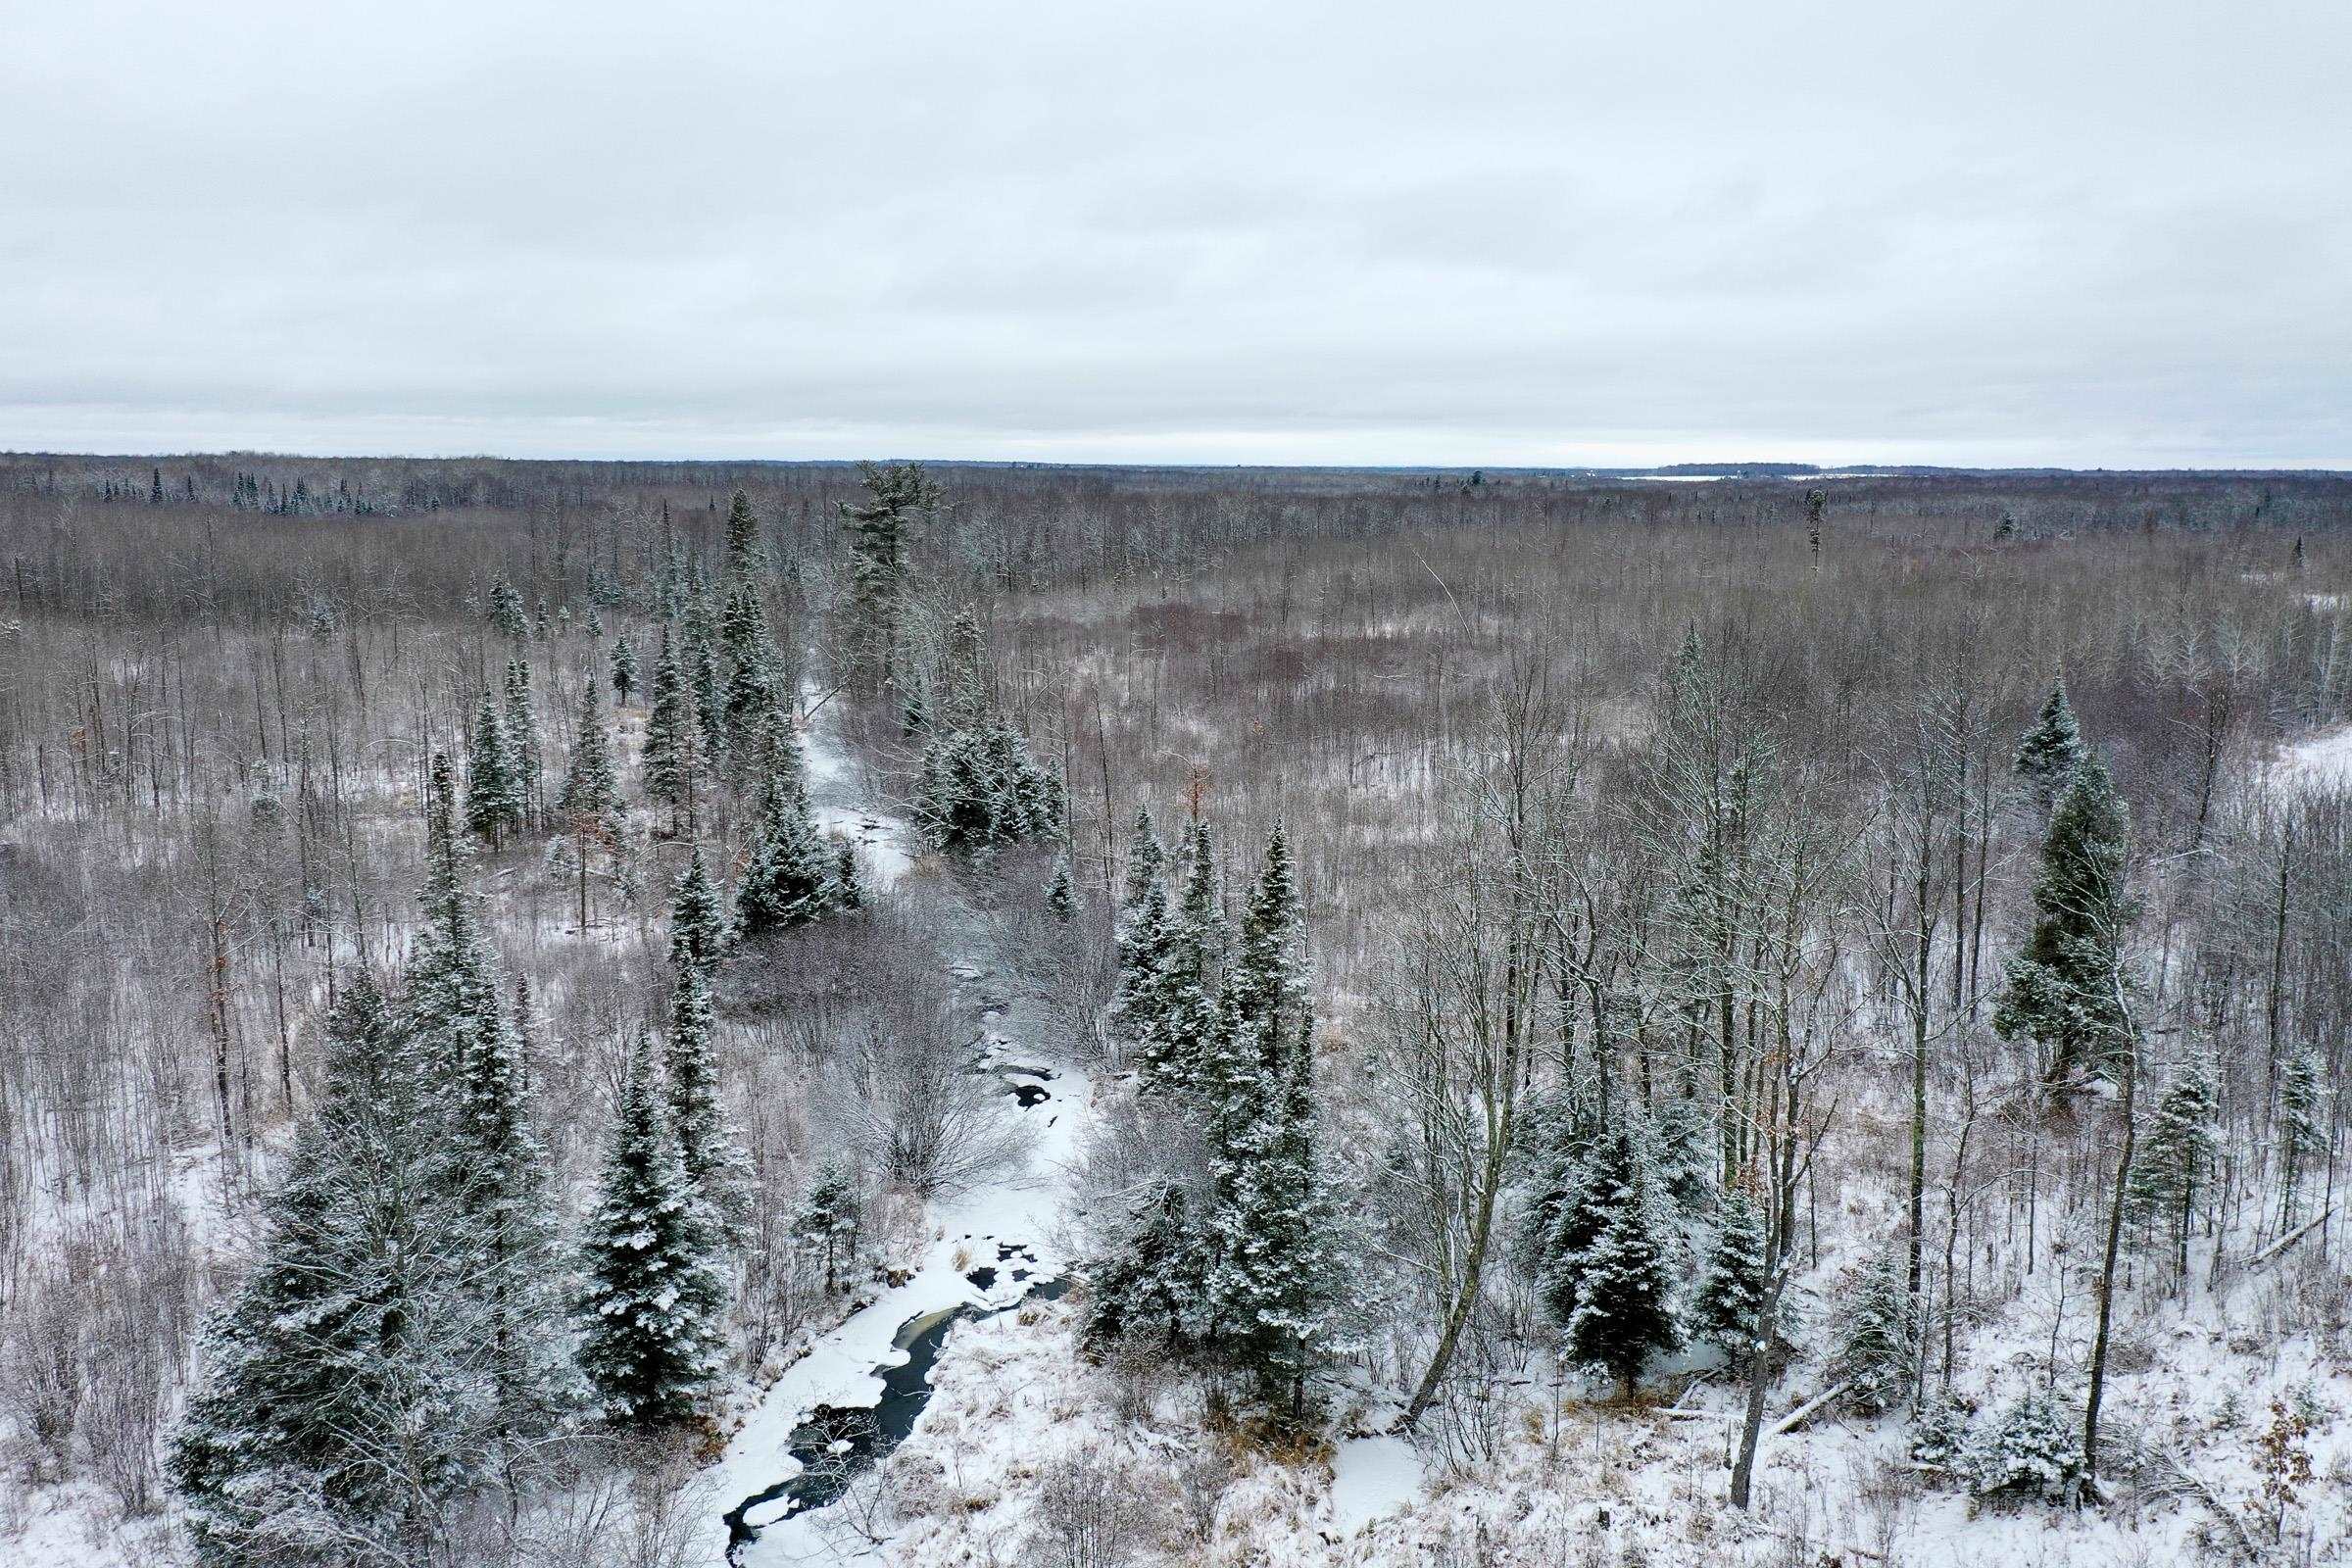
[
  {"left": 1228, "top": 822, "right": 1307, "bottom": 1069},
  {"left": 833, "top": 840, "right": 864, "bottom": 910},
  {"left": 1138, "top": 819, "right": 1227, "bottom": 1094},
  {"left": 722, "top": 489, "right": 759, "bottom": 575},
  {"left": 1045, "top": 852, "right": 1076, "bottom": 921},
  {"left": 2125, "top": 1048, "right": 2220, "bottom": 1260},
  {"left": 1513, "top": 1076, "right": 1599, "bottom": 1284},
  {"left": 1691, "top": 1185, "right": 1771, "bottom": 1358},
  {"left": 503, "top": 657, "right": 540, "bottom": 830},
  {"left": 489, "top": 574, "right": 529, "bottom": 639},
  {"left": 1832, "top": 1247, "right": 1920, "bottom": 1414},
  {"left": 719, "top": 579, "right": 781, "bottom": 773},
  {"left": 1992, "top": 751, "right": 2139, "bottom": 1085},
  {"left": 1209, "top": 1011, "right": 1350, "bottom": 1417},
  {"left": 1110, "top": 809, "right": 1173, "bottom": 1058},
  {"left": 1969, "top": 1389, "right": 2087, "bottom": 1505},
  {"left": 465, "top": 686, "right": 525, "bottom": 846},
  {"left": 684, "top": 587, "right": 726, "bottom": 768},
  {"left": 734, "top": 716, "right": 839, "bottom": 940},
  {"left": 611, "top": 633, "right": 638, "bottom": 708},
  {"left": 2278, "top": 1042, "right": 2331, "bottom": 1222},
  {"left": 557, "top": 669, "right": 620, "bottom": 837},
  {"left": 665, "top": 961, "right": 752, "bottom": 1239},
  {"left": 2013, "top": 678, "right": 2086, "bottom": 818},
  {"left": 407, "top": 756, "right": 583, "bottom": 1447},
  {"left": 171, "top": 980, "right": 492, "bottom": 1564},
  {"left": 575, "top": 1026, "right": 729, "bottom": 1431},
  {"left": 839, "top": 461, "right": 937, "bottom": 689},
  {"left": 791, "top": 1158, "right": 864, "bottom": 1295},
  {"left": 910, "top": 605, "right": 1062, "bottom": 851},
  {"left": 1909, "top": 1392, "right": 1977, "bottom": 1472},
  {"left": 645, "top": 620, "right": 699, "bottom": 827},
  {"left": 1081, "top": 1177, "right": 1210, "bottom": 1361},
  {"left": 668, "top": 844, "right": 730, "bottom": 976},
  {"left": 914, "top": 719, "right": 1061, "bottom": 851},
  {"left": 1200, "top": 826, "right": 1349, "bottom": 1418},
  {"left": 1557, "top": 1125, "right": 1682, "bottom": 1399}
]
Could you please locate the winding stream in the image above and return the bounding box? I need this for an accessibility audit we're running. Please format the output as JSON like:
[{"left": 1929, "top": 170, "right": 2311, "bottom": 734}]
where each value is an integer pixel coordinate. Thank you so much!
[{"left": 706, "top": 699, "right": 1091, "bottom": 1566}]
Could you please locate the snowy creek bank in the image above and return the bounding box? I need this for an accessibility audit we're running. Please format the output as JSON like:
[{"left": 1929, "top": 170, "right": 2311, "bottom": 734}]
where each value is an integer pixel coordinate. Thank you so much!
[
  {"left": 720, "top": 1273, "right": 1072, "bottom": 1555},
  {"left": 704, "top": 700, "right": 1096, "bottom": 1567}
]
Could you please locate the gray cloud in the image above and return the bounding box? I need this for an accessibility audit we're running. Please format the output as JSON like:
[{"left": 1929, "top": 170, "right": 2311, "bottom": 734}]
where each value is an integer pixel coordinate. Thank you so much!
[{"left": 3, "top": 0, "right": 2345, "bottom": 466}]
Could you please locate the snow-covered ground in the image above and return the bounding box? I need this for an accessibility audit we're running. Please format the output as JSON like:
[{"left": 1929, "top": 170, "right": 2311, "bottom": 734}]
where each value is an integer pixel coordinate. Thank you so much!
[{"left": 2271, "top": 723, "right": 2352, "bottom": 790}]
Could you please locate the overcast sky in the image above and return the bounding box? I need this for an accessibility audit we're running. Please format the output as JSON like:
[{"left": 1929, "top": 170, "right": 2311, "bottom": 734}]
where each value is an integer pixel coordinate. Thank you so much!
[{"left": 3, "top": 0, "right": 2345, "bottom": 468}]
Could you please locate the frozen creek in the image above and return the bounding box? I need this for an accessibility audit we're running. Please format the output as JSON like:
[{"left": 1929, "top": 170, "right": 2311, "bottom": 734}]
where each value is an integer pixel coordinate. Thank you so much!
[{"left": 700, "top": 709, "right": 1094, "bottom": 1567}]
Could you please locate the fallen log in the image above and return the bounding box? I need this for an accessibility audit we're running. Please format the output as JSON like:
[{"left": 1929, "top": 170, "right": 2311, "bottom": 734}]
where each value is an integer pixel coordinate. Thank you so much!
[
  {"left": 1770, "top": 1381, "right": 1852, "bottom": 1438},
  {"left": 2248, "top": 1206, "right": 2333, "bottom": 1271}
]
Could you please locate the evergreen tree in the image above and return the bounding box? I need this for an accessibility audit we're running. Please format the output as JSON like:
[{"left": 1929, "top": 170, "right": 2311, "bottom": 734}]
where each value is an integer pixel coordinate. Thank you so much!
[
  {"left": 2125, "top": 1049, "right": 2220, "bottom": 1258},
  {"left": 1045, "top": 853, "right": 1076, "bottom": 921},
  {"left": 1206, "top": 1006, "right": 1348, "bottom": 1417},
  {"left": 1832, "top": 1248, "right": 1919, "bottom": 1413},
  {"left": 734, "top": 740, "right": 837, "bottom": 940},
  {"left": 2278, "top": 1043, "right": 2331, "bottom": 1221},
  {"left": 1229, "top": 822, "right": 1307, "bottom": 1070},
  {"left": 558, "top": 672, "right": 622, "bottom": 928},
  {"left": 791, "top": 1159, "right": 864, "bottom": 1295},
  {"left": 723, "top": 489, "right": 760, "bottom": 575},
  {"left": 665, "top": 962, "right": 752, "bottom": 1237},
  {"left": 171, "top": 982, "right": 490, "bottom": 1563},
  {"left": 1691, "top": 1186, "right": 1771, "bottom": 1357},
  {"left": 465, "top": 688, "right": 524, "bottom": 846},
  {"left": 407, "top": 763, "right": 581, "bottom": 1446},
  {"left": 668, "top": 846, "right": 729, "bottom": 975},
  {"left": 2013, "top": 679, "right": 2086, "bottom": 817},
  {"left": 1520, "top": 1100, "right": 1605, "bottom": 1327},
  {"left": 908, "top": 605, "right": 1060, "bottom": 850},
  {"left": 1969, "top": 1390, "right": 2087, "bottom": 1505},
  {"left": 837, "top": 842, "right": 866, "bottom": 907},
  {"left": 913, "top": 718, "right": 1061, "bottom": 851},
  {"left": 1557, "top": 1126, "right": 1682, "bottom": 1398},
  {"left": 1139, "top": 820, "right": 1226, "bottom": 1093},
  {"left": 611, "top": 634, "right": 638, "bottom": 708},
  {"left": 645, "top": 621, "right": 698, "bottom": 824},
  {"left": 683, "top": 589, "right": 726, "bottom": 768},
  {"left": 502, "top": 658, "right": 540, "bottom": 830},
  {"left": 575, "top": 1027, "right": 728, "bottom": 1430},
  {"left": 489, "top": 576, "right": 528, "bottom": 639},
  {"left": 1111, "top": 811, "right": 1172, "bottom": 1054},
  {"left": 557, "top": 671, "right": 621, "bottom": 837},
  {"left": 839, "top": 462, "right": 938, "bottom": 686},
  {"left": 719, "top": 580, "right": 781, "bottom": 771},
  {"left": 1993, "top": 752, "right": 2138, "bottom": 1084},
  {"left": 1081, "top": 1178, "right": 1209, "bottom": 1359}
]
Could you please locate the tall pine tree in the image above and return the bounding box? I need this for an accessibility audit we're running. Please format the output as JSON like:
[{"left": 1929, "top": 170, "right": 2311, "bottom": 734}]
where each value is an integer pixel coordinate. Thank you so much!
[
  {"left": 734, "top": 719, "right": 839, "bottom": 940},
  {"left": 171, "top": 981, "right": 491, "bottom": 1563},
  {"left": 2126, "top": 1049, "right": 2220, "bottom": 1269},
  {"left": 645, "top": 620, "right": 699, "bottom": 828},
  {"left": 1994, "top": 751, "right": 2138, "bottom": 1084},
  {"left": 575, "top": 1027, "right": 728, "bottom": 1430},
  {"left": 668, "top": 845, "right": 730, "bottom": 976},
  {"left": 1557, "top": 1126, "right": 1682, "bottom": 1399},
  {"left": 408, "top": 757, "right": 581, "bottom": 1446},
  {"left": 2013, "top": 678, "right": 2086, "bottom": 817},
  {"left": 665, "top": 962, "right": 752, "bottom": 1238},
  {"left": 465, "top": 687, "right": 524, "bottom": 846}
]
